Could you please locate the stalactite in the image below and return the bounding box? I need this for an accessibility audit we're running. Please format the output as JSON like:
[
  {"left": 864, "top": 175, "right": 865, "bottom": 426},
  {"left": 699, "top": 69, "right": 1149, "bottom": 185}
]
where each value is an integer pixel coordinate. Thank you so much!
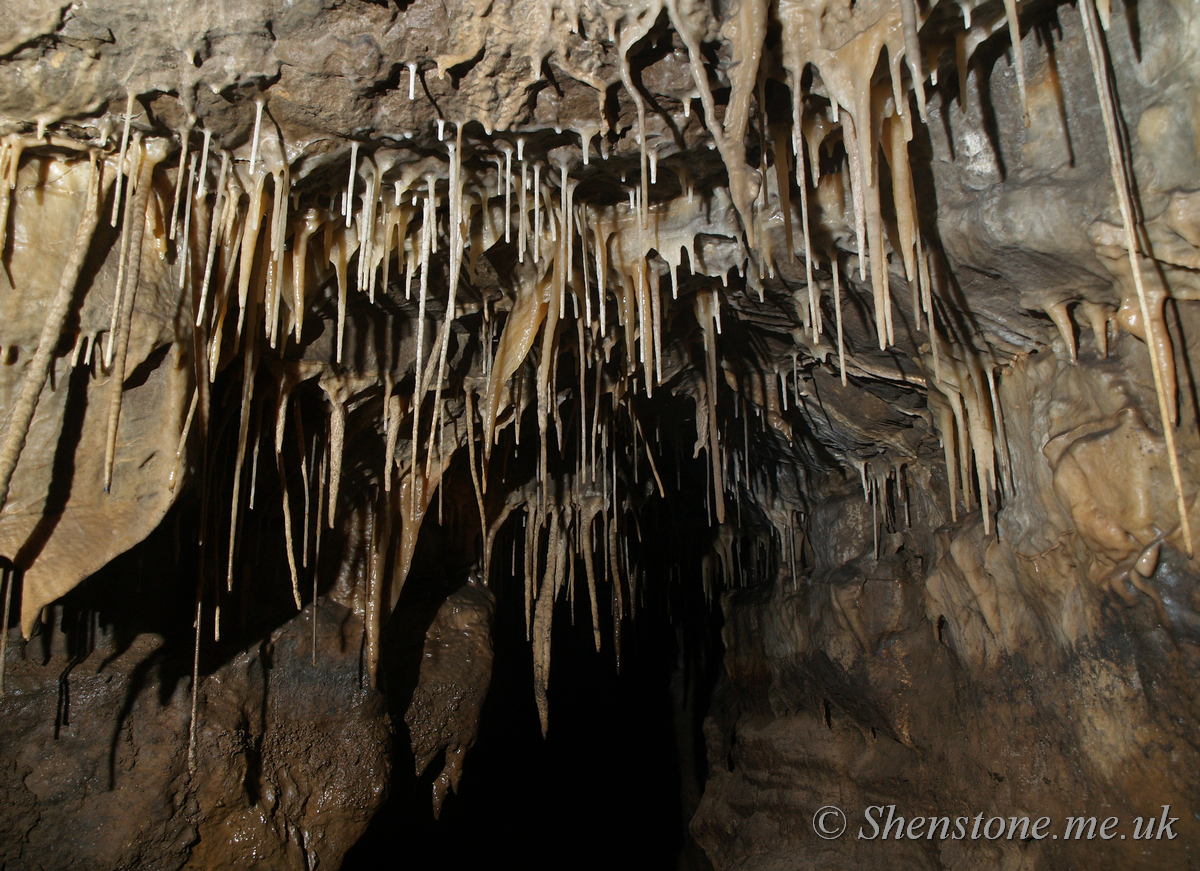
[
  {"left": 226, "top": 338, "right": 259, "bottom": 591},
  {"left": 1079, "top": 0, "right": 1193, "bottom": 556},
  {"left": 0, "top": 155, "right": 111, "bottom": 514},
  {"left": 0, "top": 0, "right": 1193, "bottom": 769},
  {"left": 105, "top": 140, "right": 167, "bottom": 491}
]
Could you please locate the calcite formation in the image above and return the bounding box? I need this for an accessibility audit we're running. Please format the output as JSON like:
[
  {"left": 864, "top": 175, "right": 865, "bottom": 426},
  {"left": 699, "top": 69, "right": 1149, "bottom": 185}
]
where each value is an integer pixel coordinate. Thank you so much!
[{"left": 0, "top": 0, "right": 1197, "bottom": 867}]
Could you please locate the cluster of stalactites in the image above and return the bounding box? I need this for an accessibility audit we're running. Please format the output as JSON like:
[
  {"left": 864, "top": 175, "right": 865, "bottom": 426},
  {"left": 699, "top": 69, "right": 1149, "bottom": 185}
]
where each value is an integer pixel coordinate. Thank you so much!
[
  {"left": 0, "top": 0, "right": 1191, "bottom": 724},
  {"left": 0, "top": 0, "right": 1014, "bottom": 546}
]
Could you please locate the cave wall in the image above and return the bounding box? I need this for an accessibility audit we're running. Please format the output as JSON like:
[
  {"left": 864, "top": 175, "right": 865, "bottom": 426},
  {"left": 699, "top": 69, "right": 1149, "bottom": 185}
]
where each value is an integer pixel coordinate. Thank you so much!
[
  {"left": 695, "top": 333, "right": 1200, "bottom": 870},
  {"left": 0, "top": 578, "right": 390, "bottom": 871}
]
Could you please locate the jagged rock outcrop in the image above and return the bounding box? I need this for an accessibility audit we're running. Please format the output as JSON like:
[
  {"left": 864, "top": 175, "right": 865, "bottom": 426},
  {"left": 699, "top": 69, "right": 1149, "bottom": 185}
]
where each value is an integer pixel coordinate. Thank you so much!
[{"left": 0, "top": 579, "right": 391, "bottom": 870}]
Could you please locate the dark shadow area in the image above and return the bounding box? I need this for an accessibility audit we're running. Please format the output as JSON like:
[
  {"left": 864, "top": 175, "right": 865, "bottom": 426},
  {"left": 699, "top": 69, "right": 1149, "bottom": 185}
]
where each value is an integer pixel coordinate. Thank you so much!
[
  {"left": 345, "top": 578, "right": 707, "bottom": 870},
  {"left": 346, "top": 392, "right": 722, "bottom": 871}
]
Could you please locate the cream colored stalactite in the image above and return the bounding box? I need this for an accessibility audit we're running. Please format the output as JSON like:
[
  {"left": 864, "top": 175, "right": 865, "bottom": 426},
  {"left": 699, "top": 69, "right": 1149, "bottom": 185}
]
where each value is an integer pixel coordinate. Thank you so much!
[
  {"left": 288, "top": 207, "right": 321, "bottom": 339},
  {"left": 106, "top": 136, "right": 143, "bottom": 370},
  {"left": 881, "top": 111, "right": 928, "bottom": 335},
  {"left": 524, "top": 502, "right": 539, "bottom": 639},
  {"left": 321, "top": 375, "right": 349, "bottom": 530},
  {"left": 463, "top": 388, "right": 491, "bottom": 583},
  {"left": 173, "top": 153, "right": 198, "bottom": 298},
  {"left": 206, "top": 166, "right": 249, "bottom": 378},
  {"left": 482, "top": 268, "right": 550, "bottom": 457},
  {"left": 329, "top": 218, "right": 359, "bottom": 364},
  {"left": 832, "top": 255, "right": 847, "bottom": 384},
  {"left": 695, "top": 288, "right": 726, "bottom": 523},
  {"left": 234, "top": 167, "right": 270, "bottom": 351},
  {"left": 777, "top": 0, "right": 919, "bottom": 350},
  {"left": 0, "top": 154, "right": 111, "bottom": 518},
  {"left": 267, "top": 168, "right": 292, "bottom": 349},
  {"left": 275, "top": 387, "right": 303, "bottom": 611},
  {"left": 409, "top": 177, "right": 437, "bottom": 502},
  {"left": 424, "top": 129, "right": 466, "bottom": 480},
  {"left": 1079, "top": 0, "right": 1193, "bottom": 556},
  {"left": 1079, "top": 301, "right": 1113, "bottom": 358},
  {"left": 225, "top": 322, "right": 259, "bottom": 592},
  {"left": 1044, "top": 299, "right": 1077, "bottom": 363},
  {"left": 104, "top": 138, "right": 170, "bottom": 492},
  {"left": 666, "top": 0, "right": 763, "bottom": 244},
  {"left": 0, "top": 135, "right": 23, "bottom": 257},
  {"left": 578, "top": 499, "right": 604, "bottom": 653},
  {"left": 366, "top": 491, "right": 394, "bottom": 684},
  {"left": 924, "top": 334, "right": 1002, "bottom": 533},
  {"left": 388, "top": 445, "right": 459, "bottom": 619},
  {"left": 168, "top": 383, "right": 201, "bottom": 492},
  {"left": 109, "top": 91, "right": 136, "bottom": 229},
  {"left": 898, "top": 0, "right": 928, "bottom": 121},
  {"left": 168, "top": 127, "right": 191, "bottom": 243},
  {"left": 1001, "top": 0, "right": 1029, "bottom": 125},
  {"left": 532, "top": 503, "right": 571, "bottom": 735},
  {"left": 195, "top": 151, "right": 230, "bottom": 329},
  {"left": 535, "top": 206, "right": 566, "bottom": 512}
]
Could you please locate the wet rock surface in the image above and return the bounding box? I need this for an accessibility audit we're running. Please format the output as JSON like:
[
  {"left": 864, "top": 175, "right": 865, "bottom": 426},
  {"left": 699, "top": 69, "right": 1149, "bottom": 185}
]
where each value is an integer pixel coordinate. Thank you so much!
[
  {"left": 0, "top": 571, "right": 391, "bottom": 871},
  {"left": 693, "top": 330, "right": 1200, "bottom": 870}
]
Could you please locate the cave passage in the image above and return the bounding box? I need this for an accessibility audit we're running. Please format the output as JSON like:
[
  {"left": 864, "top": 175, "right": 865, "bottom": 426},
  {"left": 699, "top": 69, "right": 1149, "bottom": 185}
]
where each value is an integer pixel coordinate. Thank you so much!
[
  {"left": 343, "top": 573, "right": 706, "bottom": 870},
  {"left": 342, "top": 412, "right": 724, "bottom": 870}
]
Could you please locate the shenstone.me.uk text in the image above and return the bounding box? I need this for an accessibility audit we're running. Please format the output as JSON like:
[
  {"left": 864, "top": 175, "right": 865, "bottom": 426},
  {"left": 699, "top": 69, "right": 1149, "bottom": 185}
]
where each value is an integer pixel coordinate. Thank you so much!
[{"left": 810, "top": 804, "right": 1180, "bottom": 841}]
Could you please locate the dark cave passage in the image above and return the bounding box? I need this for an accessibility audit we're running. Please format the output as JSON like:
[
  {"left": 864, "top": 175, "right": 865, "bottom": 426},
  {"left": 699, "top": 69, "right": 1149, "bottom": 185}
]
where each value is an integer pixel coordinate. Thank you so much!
[
  {"left": 344, "top": 576, "right": 715, "bottom": 870},
  {"left": 344, "top": 412, "right": 725, "bottom": 871}
]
